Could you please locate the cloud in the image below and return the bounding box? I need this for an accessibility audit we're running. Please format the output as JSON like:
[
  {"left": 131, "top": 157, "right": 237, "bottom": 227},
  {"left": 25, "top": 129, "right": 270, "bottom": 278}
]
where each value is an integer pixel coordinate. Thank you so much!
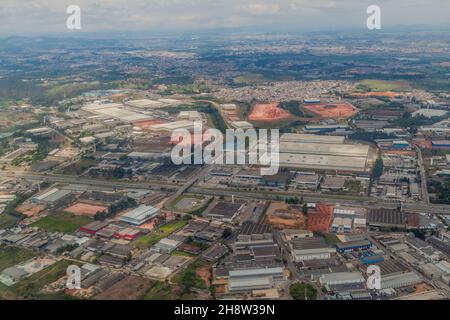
[
  {"left": 0, "top": 0, "right": 449, "bottom": 36},
  {"left": 238, "top": 3, "right": 281, "bottom": 15}
]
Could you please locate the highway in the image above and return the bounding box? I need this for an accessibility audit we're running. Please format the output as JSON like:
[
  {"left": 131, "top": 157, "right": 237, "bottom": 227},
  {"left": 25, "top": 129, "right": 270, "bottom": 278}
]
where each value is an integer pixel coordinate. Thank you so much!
[{"left": 2, "top": 170, "right": 450, "bottom": 214}]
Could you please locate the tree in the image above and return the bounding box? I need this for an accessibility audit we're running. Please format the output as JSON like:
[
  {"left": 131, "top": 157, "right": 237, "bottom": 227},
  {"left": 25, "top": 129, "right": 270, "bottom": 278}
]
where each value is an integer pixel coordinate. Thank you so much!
[
  {"left": 222, "top": 228, "right": 233, "bottom": 239},
  {"left": 373, "top": 158, "right": 384, "bottom": 179},
  {"left": 289, "top": 283, "right": 317, "bottom": 300},
  {"left": 302, "top": 204, "right": 308, "bottom": 215}
]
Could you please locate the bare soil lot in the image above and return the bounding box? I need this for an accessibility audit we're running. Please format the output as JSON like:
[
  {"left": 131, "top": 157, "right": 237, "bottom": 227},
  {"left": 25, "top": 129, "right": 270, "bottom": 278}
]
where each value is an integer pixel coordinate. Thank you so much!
[
  {"left": 94, "top": 275, "right": 153, "bottom": 300},
  {"left": 65, "top": 202, "right": 108, "bottom": 216}
]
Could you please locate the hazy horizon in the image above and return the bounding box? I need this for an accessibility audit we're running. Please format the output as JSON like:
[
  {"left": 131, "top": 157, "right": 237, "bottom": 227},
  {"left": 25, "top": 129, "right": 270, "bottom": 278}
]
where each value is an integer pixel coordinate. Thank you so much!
[{"left": 1, "top": 0, "right": 450, "bottom": 37}]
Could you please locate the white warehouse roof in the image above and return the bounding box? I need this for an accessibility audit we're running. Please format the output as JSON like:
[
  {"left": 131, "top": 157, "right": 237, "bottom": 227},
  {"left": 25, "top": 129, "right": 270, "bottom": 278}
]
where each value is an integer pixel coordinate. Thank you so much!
[
  {"left": 120, "top": 205, "right": 159, "bottom": 225},
  {"left": 320, "top": 272, "right": 365, "bottom": 285}
]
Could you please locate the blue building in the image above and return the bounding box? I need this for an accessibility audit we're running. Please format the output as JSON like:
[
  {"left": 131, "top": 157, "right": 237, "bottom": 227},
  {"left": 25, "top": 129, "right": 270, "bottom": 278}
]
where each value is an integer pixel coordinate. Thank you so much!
[
  {"left": 392, "top": 140, "right": 411, "bottom": 149},
  {"left": 432, "top": 140, "right": 450, "bottom": 149},
  {"left": 335, "top": 240, "right": 372, "bottom": 253},
  {"left": 360, "top": 255, "right": 384, "bottom": 265}
]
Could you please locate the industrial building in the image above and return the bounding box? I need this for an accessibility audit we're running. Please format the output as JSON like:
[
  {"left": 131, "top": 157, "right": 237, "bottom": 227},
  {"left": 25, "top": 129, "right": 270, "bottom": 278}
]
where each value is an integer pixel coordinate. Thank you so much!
[
  {"left": 331, "top": 217, "right": 353, "bottom": 233},
  {"left": 80, "top": 221, "right": 110, "bottom": 235},
  {"left": 235, "top": 222, "right": 273, "bottom": 249},
  {"left": 281, "top": 229, "right": 313, "bottom": 241},
  {"left": 113, "top": 228, "right": 141, "bottom": 241},
  {"left": 0, "top": 147, "right": 37, "bottom": 164},
  {"left": 228, "top": 266, "right": 285, "bottom": 292},
  {"left": 278, "top": 133, "right": 371, "bottom": 172},
  {"left": 207, "top": 201, "right": 244, "bottom": 223},
  {"left": 177, "top": 111, "right": 203, "bottom": 122},
  {"left": 432, "top": 140, "right": 450, "bottom": 149},
  {"left": 82, "top": 103, "right": 151, "bottom": 122},
  {"left": 335, "top": 240, "right": 372, "bottom": 253},
  {"left": 201, "top": 244, "right": 229, "bottom": 262},
  {"left": 230, "top": 121, "right": 254, "bottom": 130},
  {"left": 289, "top": 237, "right": 335, "bottom": 262},
  {"left": 125, "top": 99, "right": 165, "bottom": 109},
  {"left": 152, "top": 238, "right": 181, "bottom": 253},
  {"left": 119, "top": 205, "right": 159, "bottom": 225},
  {"left": 294, "top": 173, "right": 321, "bottom": 191},
  {"left": 280, "top": 133, "right": 345, "bottom": 144},
  {"left": 31, "top": 188, "right": 73, "bottom": 209},
  {"left": 149, "top": 120, "right": 196, "bottom": 132},
  {"left": 368, "top": 209, "right": 406, "bottom": 229},
  {"left": 319, "top": 272, "right": 365, "bottom": 286},
  {"left": 380, "top": 272, "right": 422, "bottom": 290}
]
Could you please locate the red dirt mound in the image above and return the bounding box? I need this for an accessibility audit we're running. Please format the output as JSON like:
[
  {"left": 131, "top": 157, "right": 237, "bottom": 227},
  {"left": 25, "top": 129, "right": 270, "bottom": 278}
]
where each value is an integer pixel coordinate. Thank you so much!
[{"left": 248, "top": 103, "right": 292, "bottom": 122}]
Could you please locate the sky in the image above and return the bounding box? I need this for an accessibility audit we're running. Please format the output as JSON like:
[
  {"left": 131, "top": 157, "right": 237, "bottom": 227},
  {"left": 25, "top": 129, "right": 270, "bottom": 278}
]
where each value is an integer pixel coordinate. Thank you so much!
[{"left": 0, "top": 0, "right": 449, "bottom": 36}]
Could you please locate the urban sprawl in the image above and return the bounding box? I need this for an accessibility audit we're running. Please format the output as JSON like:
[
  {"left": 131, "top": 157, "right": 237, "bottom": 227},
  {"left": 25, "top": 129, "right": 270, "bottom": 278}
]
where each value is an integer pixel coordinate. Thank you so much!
[{"left": 0, "top": 31, "right": 449, "bottom": 301}]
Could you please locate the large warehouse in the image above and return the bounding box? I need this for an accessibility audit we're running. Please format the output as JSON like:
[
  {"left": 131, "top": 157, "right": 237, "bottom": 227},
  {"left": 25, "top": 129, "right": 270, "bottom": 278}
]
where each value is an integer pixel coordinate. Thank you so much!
[
  {"left": 82, "top": 103, "right": 152, "bottom": 122},
  {"left": 119, "top": 205, "right": 160, "bottom": 225},
  {"left": 278, "top": 133, "right": 372, "bottom": 172}
]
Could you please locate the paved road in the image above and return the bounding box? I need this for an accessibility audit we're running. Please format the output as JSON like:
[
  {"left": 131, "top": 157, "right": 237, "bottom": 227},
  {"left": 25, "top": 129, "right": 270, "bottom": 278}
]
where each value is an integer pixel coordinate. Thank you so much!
[
  {"left": 3, "top": 170, "right": 450, "bottom": 214},
  {"left": 274, "top": 230, "right": 323, "bottom": 300},
  {"left": 416, "top": 147, "right": 430, "bottom": 205}
]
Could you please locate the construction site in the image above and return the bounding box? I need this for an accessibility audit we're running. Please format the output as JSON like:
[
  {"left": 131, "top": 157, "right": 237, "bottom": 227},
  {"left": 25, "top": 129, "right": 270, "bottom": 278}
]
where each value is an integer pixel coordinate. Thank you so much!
[
  {"left": 248, "top": 103, "right": 293, "bottom": 122},
  {"left": 301, "top": 102, "right": 359, "bottom": 119}
]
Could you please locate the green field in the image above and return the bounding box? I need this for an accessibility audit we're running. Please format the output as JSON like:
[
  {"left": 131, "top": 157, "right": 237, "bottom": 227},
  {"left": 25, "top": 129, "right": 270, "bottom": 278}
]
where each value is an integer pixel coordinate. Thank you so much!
[
  {"left": 140, "top": 281, "right": 173, "bottom": 300},
  {"left": 31, "top": 212, "right": 93, "bottom": 233},
  {"left": 159, "top": 220, "right": 188, "bottom": 233},
  {"left": 0, "top": 213, "right": 20, "bottom": 229},
  {"left": 0, "top": 246, "right": 36, "bottom": 272},
  {"left": 132, "top": 220, "right": 188, "bottom": 249},
  {"left": 358, "top": 79, "right": 412, "bottom": 92}
]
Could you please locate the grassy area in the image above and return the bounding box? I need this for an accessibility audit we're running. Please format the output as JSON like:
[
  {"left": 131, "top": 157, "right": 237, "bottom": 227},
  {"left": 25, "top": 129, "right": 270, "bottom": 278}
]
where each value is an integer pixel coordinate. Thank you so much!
[
  {"left": 345, "top": 180, "right": 361, "bottom": 193},
  {"left": 233, "top": 73, "right": 269, "bottom": 85},
  {"left": 322, "top": 233, "right": 341, "bottom": 245},
  {"left": 0, "top": 192, "right": 33, "bottom": 228},
  {"left": 31, "top": 212, "right": 93, "bottom": 233},
  {"left": 159, "top": 220, "right": 188, "bottom": 233},
  {"left": 173, "top": 260, "right": 206, "bottom": 295},
  {"left": 140, "top": 281, "right": 173, "bottom": 300},
  {"left": 58, "top": 159, "right": 99, "bottom": 175},
  {"left": 0, "top": 259, "right": 77, "bottom": 300},
  {"left": 0, "top": 246, "right": 36, "bottom": 272},
  {"left": 131, "top": 233, "right": 164, "bottom": 249},
  {"left": 358, "top": 79, "right": 412, "bottom": 92},
  {"left": 0, "top": 213, "right": 20, "bottom": 229},
  {"left": 132, "top": 220, "right": 188, "bottom": 249},
  {"left": 233, "top": 73, "right": 293, "bottom": 85}
]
